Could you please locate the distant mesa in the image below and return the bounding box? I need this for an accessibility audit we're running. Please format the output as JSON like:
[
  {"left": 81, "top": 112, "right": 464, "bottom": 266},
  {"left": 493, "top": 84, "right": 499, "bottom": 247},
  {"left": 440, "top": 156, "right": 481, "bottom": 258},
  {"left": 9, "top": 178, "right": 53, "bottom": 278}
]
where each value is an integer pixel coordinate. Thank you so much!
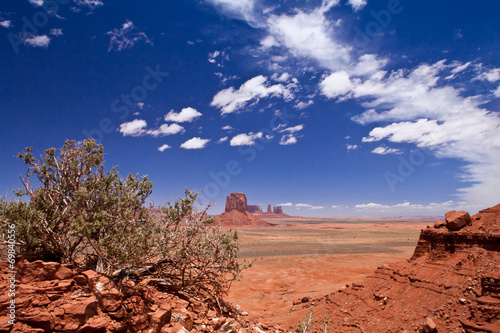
[
  {"left": 251, "top": 203, "right": 290, "bottom": 219},
  {"left": 217, "top": 193, "right": 272, "bottom": 227}
]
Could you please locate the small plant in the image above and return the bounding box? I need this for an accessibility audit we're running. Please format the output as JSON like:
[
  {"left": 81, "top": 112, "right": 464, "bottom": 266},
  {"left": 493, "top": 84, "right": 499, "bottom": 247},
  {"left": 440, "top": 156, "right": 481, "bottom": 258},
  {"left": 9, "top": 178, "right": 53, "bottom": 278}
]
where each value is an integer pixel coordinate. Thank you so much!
[{"left": 297, "top": 307, "right": 315, "bottom": 333}]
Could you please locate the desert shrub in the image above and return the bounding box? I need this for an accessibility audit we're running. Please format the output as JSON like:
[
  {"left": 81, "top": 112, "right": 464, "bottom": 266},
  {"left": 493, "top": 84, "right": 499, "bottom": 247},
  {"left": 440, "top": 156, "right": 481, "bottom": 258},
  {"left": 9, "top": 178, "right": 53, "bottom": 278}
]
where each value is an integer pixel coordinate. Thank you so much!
[{"left": 0, "top": 139, "right": 241, "bottom": 298}]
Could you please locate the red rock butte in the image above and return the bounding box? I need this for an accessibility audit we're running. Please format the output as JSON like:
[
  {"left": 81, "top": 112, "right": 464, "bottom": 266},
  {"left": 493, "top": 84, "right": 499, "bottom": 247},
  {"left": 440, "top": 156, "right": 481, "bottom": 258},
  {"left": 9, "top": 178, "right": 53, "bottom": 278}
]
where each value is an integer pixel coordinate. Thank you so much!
[{"left": 217, "top": 193, "right": 272, "bottom": 227}]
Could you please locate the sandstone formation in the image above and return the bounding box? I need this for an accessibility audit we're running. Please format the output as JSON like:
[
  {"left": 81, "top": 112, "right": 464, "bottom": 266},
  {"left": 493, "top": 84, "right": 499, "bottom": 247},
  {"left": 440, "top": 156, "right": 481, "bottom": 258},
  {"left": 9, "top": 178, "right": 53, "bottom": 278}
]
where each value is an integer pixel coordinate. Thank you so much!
[
  {"left": 284, "top": 203, "right": 500, "bottom": 332},
  {"left": 273, "top": 206, "right": 283, "bottom": 214},
  {"left": 218, "top": 193, "right": 271, "bottom": 227},
  {"left": 445, "top": 210, "right": 471, "bottom": 231},
  {"left": 225, "top": 193, "right": 247, "bottom": 213},
  {"left": 0, "top": 260, "right": 277, "bottom": 333},
  {"left": 246, "top": 205, "right": 262, "bottom": 214},
  {"left": 267, "top": 204, "right": 272, "bottom": 214}
]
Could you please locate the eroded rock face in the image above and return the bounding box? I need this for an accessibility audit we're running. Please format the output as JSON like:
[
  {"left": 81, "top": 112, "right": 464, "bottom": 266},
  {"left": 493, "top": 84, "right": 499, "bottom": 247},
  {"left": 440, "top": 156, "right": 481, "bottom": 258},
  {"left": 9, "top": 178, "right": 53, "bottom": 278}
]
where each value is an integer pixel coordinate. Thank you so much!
[
  {"left": 273, "top": 206, "right": 283, "bottom": 214},
  {"left": 225, "top": 193, "right": 247, "bottom": 213},
  {"left": 445, "top": 210, "right": 471, "bottom": 231},
  {"left": 247, "top": 205, "right": 262, "bottom": 214},
  {"left": 0, "top": 260, "right": 253, "bottom": 333}
]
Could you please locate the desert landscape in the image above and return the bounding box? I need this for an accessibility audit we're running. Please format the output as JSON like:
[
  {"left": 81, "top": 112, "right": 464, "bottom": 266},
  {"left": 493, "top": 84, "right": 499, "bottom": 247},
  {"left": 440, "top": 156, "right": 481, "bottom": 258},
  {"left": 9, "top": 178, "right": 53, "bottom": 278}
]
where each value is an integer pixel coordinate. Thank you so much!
[{"left": 1, "top": 190, "right": 499, "bottom": 332}]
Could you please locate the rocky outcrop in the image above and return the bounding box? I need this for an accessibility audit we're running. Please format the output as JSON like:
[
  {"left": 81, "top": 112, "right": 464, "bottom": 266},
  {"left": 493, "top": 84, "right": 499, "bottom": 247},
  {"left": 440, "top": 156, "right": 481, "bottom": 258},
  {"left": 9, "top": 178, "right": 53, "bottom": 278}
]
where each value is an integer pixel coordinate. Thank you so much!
[
  {"left": 267, "top": 204, "right": 272, "bottom": 214},
  {"left": 0, "top": 260, "right": 254, "bottom": 333},
  {"left": 287, "top": 203, "right": 500, "bottom": 333},
  {"left": 445, "top": 210, "right": 471, "bottom": 231},
  {"left": 273, "top": 206, "right": 283, "bottom": 214},
  {"left": 219, "top": 193, "right": 271, "bottom": 227},
  {"left": 247, "top": 205, "right": 262, "bottom": 214},
  {"left": 225, "top": 193, "right": 247, "bottom": 213},
  {"left": 412, "top": 204, "right": 500, "bottom": 259}
]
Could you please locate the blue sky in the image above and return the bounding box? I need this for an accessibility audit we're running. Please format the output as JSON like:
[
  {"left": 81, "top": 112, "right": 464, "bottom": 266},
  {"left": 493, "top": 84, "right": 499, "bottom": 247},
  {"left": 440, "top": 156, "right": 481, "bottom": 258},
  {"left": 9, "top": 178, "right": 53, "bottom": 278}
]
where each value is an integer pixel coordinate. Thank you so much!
[{"left": 1, "top": 0, "right": 499, "bottom": 217}]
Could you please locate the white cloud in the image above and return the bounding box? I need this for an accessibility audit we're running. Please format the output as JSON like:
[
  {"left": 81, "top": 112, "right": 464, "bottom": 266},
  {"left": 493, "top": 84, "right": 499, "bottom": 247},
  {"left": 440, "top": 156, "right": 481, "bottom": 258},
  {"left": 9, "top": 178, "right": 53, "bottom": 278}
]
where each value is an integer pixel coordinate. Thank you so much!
[
  {"left": 320, "top": 71, "right": 353, "bottom": 98},
  {"left": 371, "top": 146, "right": 402, "bottom": 155},
  {"left": 119, "top": 119, "right": 147, "bottom": 137},
  {"left": 212, "top": 75, "right": 294, "bottom": 114},
  {"left": 494, "top": 85, "right": 500, "bottom": 98},
  {"left": 310, "top": 206, "right": 324, "bottom": 210},
  {"left": 218, "top": 136, "right": 228, "bottom": 143},
  {"left": 158, "top": 144, "right": 171, "bottom": 152},
  {"left": 164, "top": 107, "right": 202, "bottom": 123},
  {"left": 279, "top": 202, "right": 294, "bottom": 207},
  {"left": 50, "top": 29, "right": 63, "bottom": 36},
  {"left": 28, "top": 0, "right": 45, "bottom": 6},
  {"left": 180, "top": 137, "right": 211, "bottom": 149},
  {"left": 347, "top": 0, "right": 367, "bottom": 11},
  {"left": 264, "top": 2, "right": 351, "bottom": 71},
  {"left": 294, "top": 100, "right": 314, "bottom": 109},
  {"left": 346, "top": 144, "right": 359, "bottom": 151},
  {"left": 230, "top": 132, "right": 263, "bottom": 146},
  {"left": 222, "top": 125, "right": 234, "bottom": 131},
  {"left": 352, "top": 54, "right": 388, "bottom": 76},
  {"left": 0, "top": 20, "right": 12, "bottom": 28},
  {"left": 280, "top": 124, "right": 304, "bottom": 133},
  {"left": 107, "top": 20, "right": 152, "bottom": 52},
  {"left": 279, "top": 134, "right": 298, "bottom": 145},
  {"left": 476, "top": 68, "right": 500, "bottom": 83},
  {"left": 295, "top": 203, "right": 312, "bottom": 208},
  {"left": 206, "top": 0, "right": 258, "bottom": 26},
  {"left": 271, "top": 72, "right": 291, "bottom": 82},
  {"left": 23, "top": 35, "right": 51, "bottom": 48},
  {"left": 74, "top": 0, "right": 103, "bottom": 10},
  {"left": 146, "top": 123, "right": 185, "bottom": 137},
  {"left": 119, "top": 120, "right": 184, "bottom": 137}
]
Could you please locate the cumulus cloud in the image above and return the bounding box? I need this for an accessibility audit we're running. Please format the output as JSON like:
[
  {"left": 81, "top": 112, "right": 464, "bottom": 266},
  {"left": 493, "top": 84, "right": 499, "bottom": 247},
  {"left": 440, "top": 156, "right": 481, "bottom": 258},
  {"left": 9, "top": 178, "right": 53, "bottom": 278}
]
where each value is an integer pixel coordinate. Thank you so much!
[
  {"left": 222, "top": 125, "right": 234, "bottom": 131},
  {"left": 371, "top": 146, "right": 402, "bottom": 155},
  {"left": 119, "top": 119, "right": 147, "bottom": 137},
  {"left": 346, "top": 144, "right": 359, "bottom": 151},
  {"left": 279, "top": 134, "right": 297, "bottom": 145},
  {"left": 320, "top": 71, "right": 353, "bottom": 98},
  {"left": 119, "top": 120, "right": 184, "bottom": 137},
  {"left": 295, "top": 203, "right": 312, "bottom": 208},
  {"left": 279, "top": 124, "right": 304, "bottom": 133},
  {"left": 107, "top": 20, "right": 152, "bottom": 52},
  {"left": 205, "top": 0, "right": 259, "bottom": 26},
  {"left": 28, "top": 0, "right": 45, "bottom": 6},
  {"left": 180, "top": 137, "right": 211, "bottom": 149},
  {"left": 211, "top": 75, "right": 294, "bottom": 114},
  {"left": 217, "top": 136, "right": 228, "bottom": 143},
  {"left": 164, "top": 107, "right": 202, "bottom": 123},
  {"left": 264, "top": 1, "right": 351, "bottom": 71},
  {"left": 146, "top": 124, "right": 185, "bottom": 137},
  {"left": 279, "top": 202, "right": 294, "bottom": 207},
  {"left": 347, "top": 0, "right": 367, "bottom": 11},
  {"left": 0, "top": 20, "right": 12, "bottom": 28},
  {"left": 50, "top": 29, "right": 63, "bottom": 36},
  {"left": 294, "top": 100, "right": 314, "bottom": 109},
  {"left": 230, "top": 132, "right": 263, "bottom": 146},
  {"left": 158, "top": 144, "right": 171, "bottom": 152},
  {"left": 74, "top": 0, "right": 104, "bottom": 10},
  {"left": 23, "top": 35, "right": 51, "bottom": 48}
]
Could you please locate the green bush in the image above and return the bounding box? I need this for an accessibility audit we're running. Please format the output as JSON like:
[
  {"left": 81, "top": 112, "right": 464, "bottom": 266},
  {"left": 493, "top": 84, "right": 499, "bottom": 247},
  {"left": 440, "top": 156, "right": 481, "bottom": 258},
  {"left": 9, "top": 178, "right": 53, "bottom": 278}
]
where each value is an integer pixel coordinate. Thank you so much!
[{"left": 0, "top": 139, "right": 241, "bottom": 298}]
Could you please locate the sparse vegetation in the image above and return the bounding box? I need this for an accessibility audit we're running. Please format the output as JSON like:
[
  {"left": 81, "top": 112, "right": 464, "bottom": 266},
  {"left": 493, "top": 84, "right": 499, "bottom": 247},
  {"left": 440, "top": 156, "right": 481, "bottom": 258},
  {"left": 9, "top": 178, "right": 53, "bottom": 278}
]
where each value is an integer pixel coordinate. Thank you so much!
[
  {"left": 297, "top": 307, "right": 315, "bottom": 333},
  {"left": 0, "top": 139, "right": 241, "bottom": 300}
]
